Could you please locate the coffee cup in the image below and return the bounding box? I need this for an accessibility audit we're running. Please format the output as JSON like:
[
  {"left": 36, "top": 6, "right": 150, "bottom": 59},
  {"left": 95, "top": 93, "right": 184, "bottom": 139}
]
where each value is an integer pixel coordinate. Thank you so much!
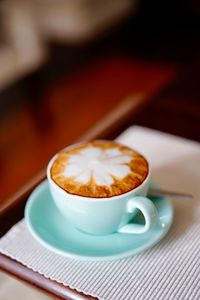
[{"left": 47, "top": 140, "right": 158, "bottom": 235}]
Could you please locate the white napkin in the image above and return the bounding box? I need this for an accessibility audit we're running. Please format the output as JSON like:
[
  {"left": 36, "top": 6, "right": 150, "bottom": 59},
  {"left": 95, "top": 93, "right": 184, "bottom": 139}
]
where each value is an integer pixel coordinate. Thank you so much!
[{"left": 1, "top": 126, "right": 200, "bottom": 300}]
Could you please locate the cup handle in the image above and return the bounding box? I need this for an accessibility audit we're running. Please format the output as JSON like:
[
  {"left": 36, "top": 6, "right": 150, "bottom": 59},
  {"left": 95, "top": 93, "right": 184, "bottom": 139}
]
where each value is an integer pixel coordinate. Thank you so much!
[{"left": 118, "top": 197, "right": 158, "bottom": 234}]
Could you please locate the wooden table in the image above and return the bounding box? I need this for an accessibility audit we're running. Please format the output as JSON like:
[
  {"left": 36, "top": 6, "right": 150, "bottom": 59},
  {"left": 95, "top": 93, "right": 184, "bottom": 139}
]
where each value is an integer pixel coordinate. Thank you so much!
[{"left": 0, "top": 52, "right": 200, "bottom": 299}]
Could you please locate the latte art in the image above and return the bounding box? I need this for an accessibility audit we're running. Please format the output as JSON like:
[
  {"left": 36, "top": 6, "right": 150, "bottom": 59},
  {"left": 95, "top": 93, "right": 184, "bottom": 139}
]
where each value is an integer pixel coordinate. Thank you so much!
[
  {"left": 64, "top": 146, "right": 132, "bottom": 186},
  {"left": 51, "top": 141, "right": 148, "bottom": 197}
]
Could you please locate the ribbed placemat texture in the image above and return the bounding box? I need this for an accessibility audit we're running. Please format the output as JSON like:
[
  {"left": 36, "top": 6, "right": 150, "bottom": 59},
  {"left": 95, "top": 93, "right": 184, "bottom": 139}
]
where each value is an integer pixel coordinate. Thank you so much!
[{"left": 1, "top": 126, "right": 200, "bottom": 300}]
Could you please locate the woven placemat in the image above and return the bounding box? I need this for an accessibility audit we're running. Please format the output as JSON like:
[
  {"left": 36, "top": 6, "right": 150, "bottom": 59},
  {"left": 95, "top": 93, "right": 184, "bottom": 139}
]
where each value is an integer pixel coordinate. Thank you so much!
[{"left": 1, "top": 126, "right": 200, "bottom": 300}]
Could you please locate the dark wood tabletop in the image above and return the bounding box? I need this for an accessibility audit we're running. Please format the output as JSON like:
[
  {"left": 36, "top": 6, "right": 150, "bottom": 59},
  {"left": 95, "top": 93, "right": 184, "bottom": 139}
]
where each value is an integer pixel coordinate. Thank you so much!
[
  {"left": 1, "top": 70, "right": 199, "bottom": 299},
  {"left": 1, "top": 5, "right": 200, "bottom": 297}
]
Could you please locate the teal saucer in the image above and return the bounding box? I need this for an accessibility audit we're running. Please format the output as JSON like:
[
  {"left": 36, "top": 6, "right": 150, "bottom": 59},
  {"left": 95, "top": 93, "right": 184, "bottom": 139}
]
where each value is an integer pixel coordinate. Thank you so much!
[{"left": 25, "top": 181, "right": 173, "bottom": 261}]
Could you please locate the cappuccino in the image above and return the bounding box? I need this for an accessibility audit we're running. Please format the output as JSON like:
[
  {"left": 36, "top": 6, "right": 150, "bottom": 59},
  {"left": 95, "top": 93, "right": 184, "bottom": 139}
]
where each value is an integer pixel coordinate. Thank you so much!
[{"left": 50, "top": 141, "right": 148, "bottom": 198}]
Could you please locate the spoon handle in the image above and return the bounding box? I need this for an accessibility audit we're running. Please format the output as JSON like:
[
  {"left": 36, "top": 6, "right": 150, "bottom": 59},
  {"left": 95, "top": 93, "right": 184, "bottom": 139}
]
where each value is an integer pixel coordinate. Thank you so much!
[{"left": 148, "top": 188, "right": 193, "bottom": 199}]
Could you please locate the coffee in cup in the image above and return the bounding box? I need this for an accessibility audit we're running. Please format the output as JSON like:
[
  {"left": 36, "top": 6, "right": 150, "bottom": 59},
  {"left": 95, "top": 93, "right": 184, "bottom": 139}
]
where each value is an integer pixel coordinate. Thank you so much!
[
  {"left": 47, "top": 140, "right": 157, "bottom": 235},
  {"left": 50, "top": 141, "right": 148, "bottom": 198}
]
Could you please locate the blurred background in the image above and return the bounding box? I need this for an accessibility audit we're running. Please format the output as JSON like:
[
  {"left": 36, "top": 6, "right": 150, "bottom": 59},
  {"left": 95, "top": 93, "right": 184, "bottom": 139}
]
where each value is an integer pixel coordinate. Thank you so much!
[
  {"left": 0, "top": 0, "right": 200, "bottom": 298},
  {"left": 1, "top": 0, "right": 200, "bottom": 214}
]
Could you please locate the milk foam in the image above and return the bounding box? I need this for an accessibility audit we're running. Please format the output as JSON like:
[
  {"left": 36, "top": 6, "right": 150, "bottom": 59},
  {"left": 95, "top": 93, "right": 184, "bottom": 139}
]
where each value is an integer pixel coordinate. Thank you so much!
[{"left": 63, "top": 146, "right": 132, "bottom": 186}]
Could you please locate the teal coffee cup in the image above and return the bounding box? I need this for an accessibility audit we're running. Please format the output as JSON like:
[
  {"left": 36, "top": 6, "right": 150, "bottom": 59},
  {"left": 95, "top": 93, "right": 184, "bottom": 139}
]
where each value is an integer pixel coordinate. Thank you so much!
[{"left": 47, "top": 141, "right": 158, "bottom": 235}]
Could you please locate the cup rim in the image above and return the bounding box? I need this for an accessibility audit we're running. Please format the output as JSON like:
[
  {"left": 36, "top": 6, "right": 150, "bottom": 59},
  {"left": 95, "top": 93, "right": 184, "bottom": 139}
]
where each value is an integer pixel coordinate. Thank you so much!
[{"left": 47, "top": 140, "right": 151, "bottom": 202}]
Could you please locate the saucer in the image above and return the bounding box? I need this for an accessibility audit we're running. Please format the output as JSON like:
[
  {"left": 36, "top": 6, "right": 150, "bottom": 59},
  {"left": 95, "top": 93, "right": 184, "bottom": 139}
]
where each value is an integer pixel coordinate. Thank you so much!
[{"left": 25, "top": 181, "right": 173, "bottom": 261}]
